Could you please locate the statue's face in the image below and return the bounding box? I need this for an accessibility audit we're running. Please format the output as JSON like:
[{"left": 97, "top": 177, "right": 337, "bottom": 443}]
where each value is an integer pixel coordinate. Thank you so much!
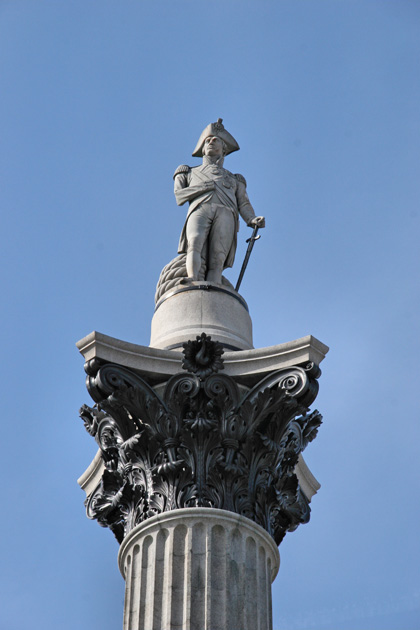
[{"left": 203, "top": 135, "right": 224, "bottom": 158}]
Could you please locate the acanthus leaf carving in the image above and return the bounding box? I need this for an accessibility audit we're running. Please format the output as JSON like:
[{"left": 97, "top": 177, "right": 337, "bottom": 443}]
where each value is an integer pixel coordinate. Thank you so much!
[{"left": 79, "top": 334, "right": 322, "bottom": 545}]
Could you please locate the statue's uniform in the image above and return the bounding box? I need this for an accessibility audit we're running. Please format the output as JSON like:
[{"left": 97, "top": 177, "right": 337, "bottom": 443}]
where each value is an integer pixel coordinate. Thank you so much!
[{"left": 174, "top": 162, "right": 256, "bottom": 270}]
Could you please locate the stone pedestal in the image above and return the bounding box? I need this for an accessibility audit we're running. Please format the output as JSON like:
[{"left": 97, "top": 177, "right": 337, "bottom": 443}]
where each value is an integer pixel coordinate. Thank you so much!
[
  {"left": 118, "top": 508, "right": 279, "bottom": 630},
  {"left": 150, "top": 283, "right": 253, "bottom": 350}
]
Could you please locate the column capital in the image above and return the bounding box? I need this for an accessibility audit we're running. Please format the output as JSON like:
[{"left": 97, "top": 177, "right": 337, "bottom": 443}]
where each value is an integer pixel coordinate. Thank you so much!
[{"left": 79, "top": 333, "right": 323, "bottom": 546}]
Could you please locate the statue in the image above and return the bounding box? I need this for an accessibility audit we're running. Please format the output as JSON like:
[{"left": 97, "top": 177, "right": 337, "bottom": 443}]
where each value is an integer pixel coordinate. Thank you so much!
[{"left": 173, "top": 119, "right": 265, "bottom": 286}]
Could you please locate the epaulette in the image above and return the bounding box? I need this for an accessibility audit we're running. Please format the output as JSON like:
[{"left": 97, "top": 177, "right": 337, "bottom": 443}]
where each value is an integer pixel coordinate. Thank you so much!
[
  {"left": 173, "top": 164, "right": 191, "bottom": 179},
  {"left": 234, "top": 173, "right": 247, "bottom": 186}
]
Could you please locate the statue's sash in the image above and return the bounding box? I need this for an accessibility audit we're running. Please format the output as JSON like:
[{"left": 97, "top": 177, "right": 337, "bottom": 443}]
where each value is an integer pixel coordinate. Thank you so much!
[{"left": 191, "top": 167, "right": 237, "bottom": 213}]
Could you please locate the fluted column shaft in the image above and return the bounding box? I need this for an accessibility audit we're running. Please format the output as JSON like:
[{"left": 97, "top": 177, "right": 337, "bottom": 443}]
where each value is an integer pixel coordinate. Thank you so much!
[{"left": 118, "top": 508, "right": 280, "bottom": 630}]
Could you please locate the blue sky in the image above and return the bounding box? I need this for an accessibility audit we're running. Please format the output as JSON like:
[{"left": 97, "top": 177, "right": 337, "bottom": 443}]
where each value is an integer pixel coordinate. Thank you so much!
[{"left": 1, "top": 2, "right": 419, "bottom": 629}]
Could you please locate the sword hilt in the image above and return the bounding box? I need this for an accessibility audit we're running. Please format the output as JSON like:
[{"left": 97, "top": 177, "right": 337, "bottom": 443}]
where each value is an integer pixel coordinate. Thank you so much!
[{"left": 246, "top": 234, "right": 261, "bottom": 243}]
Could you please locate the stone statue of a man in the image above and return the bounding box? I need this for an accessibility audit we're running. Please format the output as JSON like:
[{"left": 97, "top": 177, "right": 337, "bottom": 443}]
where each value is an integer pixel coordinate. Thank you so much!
[{"left": 174, "top": 119, "right": 265, "bottom": 286}]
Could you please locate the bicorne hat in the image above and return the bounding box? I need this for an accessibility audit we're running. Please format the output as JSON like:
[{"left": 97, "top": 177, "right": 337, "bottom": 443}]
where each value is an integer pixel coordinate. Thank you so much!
[{"left": 192, "top": 119, "right": 240, "bottom": 157}]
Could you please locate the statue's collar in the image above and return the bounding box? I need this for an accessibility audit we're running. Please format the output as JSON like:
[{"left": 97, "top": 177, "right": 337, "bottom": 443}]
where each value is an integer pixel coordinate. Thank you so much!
[{"left": 202, "top": 155, "right": 225, "bottom": 168}]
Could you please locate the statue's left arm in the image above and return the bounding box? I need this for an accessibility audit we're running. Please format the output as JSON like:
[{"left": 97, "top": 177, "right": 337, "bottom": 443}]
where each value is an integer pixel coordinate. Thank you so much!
[{"left": 235, "top": 174, "right": 265, "bottom": 228}]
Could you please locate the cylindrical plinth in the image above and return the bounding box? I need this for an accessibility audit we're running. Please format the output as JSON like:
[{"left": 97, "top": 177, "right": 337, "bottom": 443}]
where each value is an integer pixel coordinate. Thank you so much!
[
  {"left": 150, "top": 283, "right": 253, "bottom": 350},
  {"left": 118, "top": 508, "right": 280, "bottom": 630}
]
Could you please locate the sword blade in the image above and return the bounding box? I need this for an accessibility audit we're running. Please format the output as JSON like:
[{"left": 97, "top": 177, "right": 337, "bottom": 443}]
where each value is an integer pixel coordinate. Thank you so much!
[{"left": 235, "top": 226, "right": 260, "bottom": 292}]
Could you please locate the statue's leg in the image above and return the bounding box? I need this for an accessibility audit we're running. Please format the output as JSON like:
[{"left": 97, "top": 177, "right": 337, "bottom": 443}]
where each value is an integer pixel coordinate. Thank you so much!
[
  {"left": 185, "top": 206, "right": 213, "bottom": 280},
  {"left": 206, "top": 208, "right": 235, "bottom": 284}
]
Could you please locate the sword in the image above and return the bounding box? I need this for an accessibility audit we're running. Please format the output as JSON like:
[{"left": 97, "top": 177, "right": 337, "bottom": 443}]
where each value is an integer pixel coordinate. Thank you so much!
[{"left": 235, "top": 225, "right": 261, "bottom": 292}]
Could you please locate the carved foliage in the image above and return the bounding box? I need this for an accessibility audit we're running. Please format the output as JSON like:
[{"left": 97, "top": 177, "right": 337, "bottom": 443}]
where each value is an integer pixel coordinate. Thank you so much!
[{"left": 79, "top": 340, "right": 322, "bottom": 545}]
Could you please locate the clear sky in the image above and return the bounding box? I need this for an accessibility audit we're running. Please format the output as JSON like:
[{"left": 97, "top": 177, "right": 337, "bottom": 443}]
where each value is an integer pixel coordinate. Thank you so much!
[{"left": 1, "top": 1, "right": 419, "bottom": 629}]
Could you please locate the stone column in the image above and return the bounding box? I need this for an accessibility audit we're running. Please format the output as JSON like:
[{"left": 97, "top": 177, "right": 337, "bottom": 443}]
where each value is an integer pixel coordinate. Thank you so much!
[
  {"left": 118, "top": 508, "right": 279, "bottom": 630},
  {"left": 77, "top": 330, "right": 328, "bottom": 630}
]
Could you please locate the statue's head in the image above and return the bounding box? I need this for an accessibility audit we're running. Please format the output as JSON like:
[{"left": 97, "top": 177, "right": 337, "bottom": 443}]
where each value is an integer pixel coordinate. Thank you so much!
[
  {"left": 192, "top": 119, "right": 240, "bottom": 158},
  {"left": 202, "top": 135, "right": 226, "bottom": 159}
]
